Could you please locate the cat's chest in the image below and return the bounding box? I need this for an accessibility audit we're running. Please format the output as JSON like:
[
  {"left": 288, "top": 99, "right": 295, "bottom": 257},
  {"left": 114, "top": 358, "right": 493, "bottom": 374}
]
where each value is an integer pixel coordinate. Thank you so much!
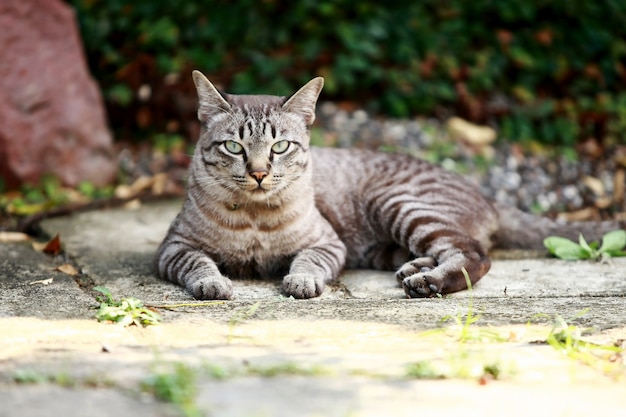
[{"left": 203, "top": 207, "right": 313, "bottom": 264}]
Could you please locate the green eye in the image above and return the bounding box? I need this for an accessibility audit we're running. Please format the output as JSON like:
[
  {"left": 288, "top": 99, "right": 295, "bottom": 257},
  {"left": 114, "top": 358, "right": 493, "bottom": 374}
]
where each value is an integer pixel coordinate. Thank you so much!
[
  {"left": 224, "top": 140, "right": 244, "bottom": 154},
  {"left": 271, "top": 140, "right": 290, "bottom": 154}
]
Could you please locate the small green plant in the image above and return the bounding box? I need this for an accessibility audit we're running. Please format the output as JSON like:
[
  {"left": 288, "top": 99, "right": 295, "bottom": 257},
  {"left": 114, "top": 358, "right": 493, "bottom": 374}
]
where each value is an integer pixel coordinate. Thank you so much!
[
  {"left": 405, "top": 360, "right": 447, "bottom": 380},
  {"left": 12, "top": 369, "right": 51, "bottom": 384},
  {"left": 544, "top": 230, "right": 626, "bottom": 261},
  {"left": 94, "top": 286, "right": 161, "bottom": 327},
  {"left": 407, "top": 268, "right": 514, "bottom": 381},
  {"left": 245, "top": 362, "right": 330, "bottom": 378},
  {"left": 406, "top": 354, "right": 510, "bottom": 381},
  {"left": 142, "top": 363, "right": 201, "bottom": 417},
  {"left": 12, "top": 369, "right": 116, "bottom": 388},
  {"left": 546, "top": 315, "right": 625, "bottom": 379},
  {"left": 434, "top": 268, "right": 507, "bottom": 343}
]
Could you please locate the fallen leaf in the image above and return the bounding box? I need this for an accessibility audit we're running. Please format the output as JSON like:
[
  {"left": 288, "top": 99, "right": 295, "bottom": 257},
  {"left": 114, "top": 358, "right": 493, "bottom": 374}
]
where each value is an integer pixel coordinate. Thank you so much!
[
  {"left": 29, "top": 278, "right": 54, "bottom": 286},
  {"left": 151, "top": 173, "right": 168, "bottom": 195},
  {"left": 114, "top": 175, "right": 155, "bottom": 199},
  {"left": 0, "top": 232, "right": 31, "bottom": 243},
  {"left": 56, "top": 263, "right": 79, "bottom": 276},
  {"left": 32, "top": 234, "right": 62, "bottom": 255}
]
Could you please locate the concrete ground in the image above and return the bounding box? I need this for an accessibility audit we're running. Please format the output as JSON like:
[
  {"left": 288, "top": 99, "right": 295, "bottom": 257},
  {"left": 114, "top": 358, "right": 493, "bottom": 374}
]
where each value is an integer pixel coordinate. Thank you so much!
[{"left": 1, "top": 200, "right": 625, "bottom": 417}]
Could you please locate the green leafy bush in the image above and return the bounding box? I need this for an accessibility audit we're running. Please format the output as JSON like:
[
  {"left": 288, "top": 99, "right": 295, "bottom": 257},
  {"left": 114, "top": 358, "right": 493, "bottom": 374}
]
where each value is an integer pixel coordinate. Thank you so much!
[{"left": 69, "top": 0, "right": 626, "bottom": 145}]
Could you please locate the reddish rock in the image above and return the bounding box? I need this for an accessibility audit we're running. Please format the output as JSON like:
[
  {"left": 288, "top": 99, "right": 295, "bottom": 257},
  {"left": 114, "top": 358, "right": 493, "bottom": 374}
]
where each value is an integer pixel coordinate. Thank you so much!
[{"left": 0, "top": 0, "right": 115, "bottom": 190}]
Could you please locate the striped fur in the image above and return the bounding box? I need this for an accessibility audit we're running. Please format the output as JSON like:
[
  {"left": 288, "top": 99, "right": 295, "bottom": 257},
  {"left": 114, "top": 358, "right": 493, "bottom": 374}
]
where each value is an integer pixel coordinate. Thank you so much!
[{"left": 155, "top": 71, "right": 624, "bottom": 299}]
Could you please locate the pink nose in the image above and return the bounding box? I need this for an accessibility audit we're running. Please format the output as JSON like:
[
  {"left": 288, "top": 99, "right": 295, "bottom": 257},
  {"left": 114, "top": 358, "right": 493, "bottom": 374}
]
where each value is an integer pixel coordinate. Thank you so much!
[{"left": 249, "top": 170, "right": 268, "bottom": 184}]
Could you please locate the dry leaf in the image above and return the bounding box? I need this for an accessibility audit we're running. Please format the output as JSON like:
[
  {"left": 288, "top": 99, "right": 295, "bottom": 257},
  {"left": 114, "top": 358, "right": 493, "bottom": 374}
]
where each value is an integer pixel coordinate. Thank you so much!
[
  {"left": 129, "top": 175, "right": 155, "bottom": 194},
  {"left": 115, "top": 176, "right": 155, "bottom": 199},
  {"left": 0, "top": 232, "right": 31, "bottom": 243},
  {"left": 32, "top": 234, "right": 62, "bottom": 255},
  {"left": 56, "top": 264, "right": 79, "bottom": 276},
  {"left": 151, "top": 173, "right": 168, "bottom": 195},
  {"left": 29, "top": 278, "right": 54, "bottom": 286}
]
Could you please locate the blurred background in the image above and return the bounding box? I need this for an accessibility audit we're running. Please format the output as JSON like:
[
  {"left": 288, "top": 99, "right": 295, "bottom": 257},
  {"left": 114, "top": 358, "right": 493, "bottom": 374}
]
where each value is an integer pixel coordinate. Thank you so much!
[
  {"left": 1, "top": 0, "right": 626, "bottom": 231},
  {"left": 72, "top": 0, "right": 626, "bottom": 145}
]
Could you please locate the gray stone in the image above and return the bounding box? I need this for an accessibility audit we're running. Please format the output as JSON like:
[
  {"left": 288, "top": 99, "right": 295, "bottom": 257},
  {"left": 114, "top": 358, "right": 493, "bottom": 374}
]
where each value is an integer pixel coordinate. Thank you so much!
[
  {"left": 0, "top": 0, "right": 115, "bottom": 188},
  {"left": 1, "top": 200, "right": 625, "bottom": 417}
]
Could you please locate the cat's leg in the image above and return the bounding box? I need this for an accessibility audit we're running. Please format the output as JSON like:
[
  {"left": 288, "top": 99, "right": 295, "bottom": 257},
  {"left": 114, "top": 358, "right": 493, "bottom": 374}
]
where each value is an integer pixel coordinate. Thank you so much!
[
  {"left": 282, "top": 227, "right": 347, "bottom": 299},
  {"left": 396, "top": 232, "right": 491, "bottom": 298},
  {"left": 156, "top": 240, "right": 233, "bottom": 300}
]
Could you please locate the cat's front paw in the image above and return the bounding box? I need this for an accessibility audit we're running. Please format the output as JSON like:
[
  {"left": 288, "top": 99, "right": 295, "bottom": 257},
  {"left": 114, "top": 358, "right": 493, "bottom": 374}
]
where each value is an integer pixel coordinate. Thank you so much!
[
  {"left": 188, "top": 275, "right": 233, "bottom": 300},
  {"left": 283, "top": 273, "right": 325, "bottom": 299}
]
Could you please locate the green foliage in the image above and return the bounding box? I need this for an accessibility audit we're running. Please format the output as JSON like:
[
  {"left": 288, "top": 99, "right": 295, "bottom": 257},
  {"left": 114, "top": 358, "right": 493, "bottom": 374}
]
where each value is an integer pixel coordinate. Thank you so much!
[
  {"left": 544, "top": 230, "right": 626, "bottom": 261},
  {"left": 2, "top": 176, "right": 69, "bottom": 216},
  {"left": 0, "top": 177, "right": 114, "bottom": 217},
  {"left": 94, "top": 286, "right": 161, "bottom": 327},
  {"left": 68, "top": 0, "right": 626, "bottom": 145}
]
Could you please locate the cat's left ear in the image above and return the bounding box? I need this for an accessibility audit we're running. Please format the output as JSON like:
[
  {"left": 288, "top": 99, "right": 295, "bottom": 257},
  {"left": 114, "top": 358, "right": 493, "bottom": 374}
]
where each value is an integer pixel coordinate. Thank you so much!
[{"left": 282, "top": 77, "right": 324, "bottom": 126}]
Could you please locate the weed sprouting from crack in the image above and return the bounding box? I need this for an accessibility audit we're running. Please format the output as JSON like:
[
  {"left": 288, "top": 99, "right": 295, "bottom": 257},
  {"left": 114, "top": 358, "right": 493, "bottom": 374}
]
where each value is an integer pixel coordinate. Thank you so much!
[
  {"left": 93, "top": 286, "right": 161, "bottom": 327},
  {"left": 12, "top": 368, "right": 115, "bottom": 389},
  {"left": 142, "top": 362, "right": 202, "bottom": 417},
  {"left": 426, "top": 268, "right": 509, "bottom": 343},
  {"left": 407, "top": 268, "right": 516, "bottom": 382},
  {"left": 244, "top": 362, "right": 330, "bottom": 378},
  {"left": 545, "top": 314, "right": 625, "bottom": 380}
]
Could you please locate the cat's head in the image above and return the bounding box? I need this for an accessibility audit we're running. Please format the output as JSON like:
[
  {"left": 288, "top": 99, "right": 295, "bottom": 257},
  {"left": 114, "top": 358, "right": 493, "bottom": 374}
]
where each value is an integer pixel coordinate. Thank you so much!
[{"left": 190, "top": 70, "right": 323, "bottom": 203}]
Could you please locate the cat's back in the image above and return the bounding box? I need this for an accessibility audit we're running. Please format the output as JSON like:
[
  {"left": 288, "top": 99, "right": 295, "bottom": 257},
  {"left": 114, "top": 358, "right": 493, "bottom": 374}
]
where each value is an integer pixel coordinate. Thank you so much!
[
  {"left": 311, "top": 146, "right": 448, "bottom": 197},
  {"left": 310, "top": 146, "right": 499, "bottom": 253}
]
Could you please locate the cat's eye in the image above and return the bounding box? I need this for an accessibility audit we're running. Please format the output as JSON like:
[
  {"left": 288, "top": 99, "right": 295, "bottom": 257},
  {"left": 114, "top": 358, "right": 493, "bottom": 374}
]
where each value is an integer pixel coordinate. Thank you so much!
[
  {"left": 224, "top": 140, "right": 244, "bottom": 154},
  {"left": 271, "top": 140, "right": 290, "bottom": 154}
]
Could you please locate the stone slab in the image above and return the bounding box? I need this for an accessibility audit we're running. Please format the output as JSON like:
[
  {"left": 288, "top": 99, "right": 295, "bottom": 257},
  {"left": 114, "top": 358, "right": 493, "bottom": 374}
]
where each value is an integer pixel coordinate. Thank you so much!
[{"left": 1, "top": 200, "right": 625, "bottom": 417}]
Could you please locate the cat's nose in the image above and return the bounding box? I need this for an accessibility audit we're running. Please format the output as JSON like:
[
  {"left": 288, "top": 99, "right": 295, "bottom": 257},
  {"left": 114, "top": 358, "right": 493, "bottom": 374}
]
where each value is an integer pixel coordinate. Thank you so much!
[{"left": 249, "top": 170, "right": 268, "bottom": 184}]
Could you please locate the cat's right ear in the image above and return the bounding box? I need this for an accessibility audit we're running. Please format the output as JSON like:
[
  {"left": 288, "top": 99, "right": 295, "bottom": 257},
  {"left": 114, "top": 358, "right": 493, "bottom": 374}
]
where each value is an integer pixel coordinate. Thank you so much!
[
  {"left": 192, "top": 70, "right": 232, "bottom": 121},
  {"left": 282, "top": 77, "right": 324, "bottom": 126}
]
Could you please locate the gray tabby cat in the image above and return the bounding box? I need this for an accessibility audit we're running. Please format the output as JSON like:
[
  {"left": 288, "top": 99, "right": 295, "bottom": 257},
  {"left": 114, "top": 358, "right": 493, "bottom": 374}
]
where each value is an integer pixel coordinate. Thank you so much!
[{"left": 156, "top": 70, "right": 624, "bottom": 300}]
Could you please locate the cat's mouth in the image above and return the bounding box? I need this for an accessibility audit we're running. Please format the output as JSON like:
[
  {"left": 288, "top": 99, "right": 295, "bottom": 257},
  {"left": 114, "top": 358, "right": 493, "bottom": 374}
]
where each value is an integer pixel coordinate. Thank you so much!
[{"left": 246, "top": 183, "right": 272, "bottom": 195}]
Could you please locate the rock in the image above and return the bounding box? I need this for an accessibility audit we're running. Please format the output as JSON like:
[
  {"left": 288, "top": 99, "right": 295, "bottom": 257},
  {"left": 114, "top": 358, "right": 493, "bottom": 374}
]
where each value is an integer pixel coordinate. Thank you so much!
[
  {"left": 446, "top": 117, "right": 497, "bottom": 147},
  {"left": 0, "top": 0, "right": 115, "bottom": 190}
]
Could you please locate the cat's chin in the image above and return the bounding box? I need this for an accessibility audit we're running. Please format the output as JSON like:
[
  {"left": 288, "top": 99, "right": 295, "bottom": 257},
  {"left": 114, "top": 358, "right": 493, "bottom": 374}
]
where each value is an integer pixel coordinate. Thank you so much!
[{"left": 244, "top": 187, "right": 276, "bottom": 202}]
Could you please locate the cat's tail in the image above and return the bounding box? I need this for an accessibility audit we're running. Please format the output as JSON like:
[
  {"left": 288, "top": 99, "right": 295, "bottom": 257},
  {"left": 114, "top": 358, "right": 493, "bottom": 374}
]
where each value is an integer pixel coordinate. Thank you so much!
[{"left": 492, "top": 202, "right": 626, "bottom": 250}]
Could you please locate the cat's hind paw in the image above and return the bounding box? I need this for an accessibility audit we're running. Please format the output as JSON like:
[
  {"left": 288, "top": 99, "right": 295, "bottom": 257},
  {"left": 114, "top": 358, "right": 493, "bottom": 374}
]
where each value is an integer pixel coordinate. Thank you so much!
[
  {"left": 395, "top": 257, "right": 437, "bottom": 282},
  {"left": 283, "top": 273, "right": 325, "bottom": 299},
  {"left": 400, "top": 273, "right": 443, "bottom": 298},
  {"left": 188, "top": 275, "right": 233, "bottom": 300},
  {"left": 395, "top": 258, "right": 441, "bottom": 298}
]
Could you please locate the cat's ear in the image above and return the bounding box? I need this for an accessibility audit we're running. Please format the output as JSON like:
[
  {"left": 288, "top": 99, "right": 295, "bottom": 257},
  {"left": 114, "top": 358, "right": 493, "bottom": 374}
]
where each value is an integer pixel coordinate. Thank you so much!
[
  {"left": 282, "top": 77, "right": 324, "bottom": 126},
  {"left": 192, "top": 70, "right": 231, "bottom": 121}
]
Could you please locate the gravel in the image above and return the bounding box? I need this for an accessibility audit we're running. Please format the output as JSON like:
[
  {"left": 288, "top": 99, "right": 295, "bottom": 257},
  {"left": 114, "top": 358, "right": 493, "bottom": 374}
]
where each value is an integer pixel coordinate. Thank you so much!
[{"left": 316, "top": 102, "right": 626, "bottom": 220}]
